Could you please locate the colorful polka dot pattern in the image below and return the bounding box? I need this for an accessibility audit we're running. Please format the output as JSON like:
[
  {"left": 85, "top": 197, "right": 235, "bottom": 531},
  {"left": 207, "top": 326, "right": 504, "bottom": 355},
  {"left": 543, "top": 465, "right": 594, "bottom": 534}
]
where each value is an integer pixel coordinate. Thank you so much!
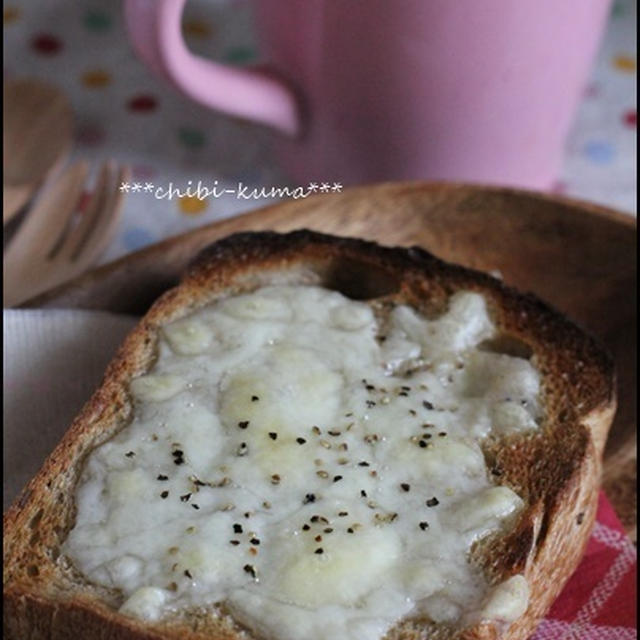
[
  {"left": 81, "top": 69, "right": 112, "bottom": 89},
  {"left": 178, "top": 195, "right": 209, "bottom": 215},
  {"left": 3, "top": 6, "right": 20, "bottom": 24},
  {"left": 31, "top": 33, "right": 63, "bottom": 55},
  {"left": 83, "top": 9, "right": 112, "bottom": 33}
]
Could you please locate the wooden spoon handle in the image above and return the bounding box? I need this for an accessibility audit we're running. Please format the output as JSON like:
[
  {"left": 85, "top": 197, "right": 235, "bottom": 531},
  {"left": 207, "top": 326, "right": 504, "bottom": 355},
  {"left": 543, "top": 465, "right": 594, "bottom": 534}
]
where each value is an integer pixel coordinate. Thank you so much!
[{"left": 3, "top": 183, "right": 35, "bottom": 224}]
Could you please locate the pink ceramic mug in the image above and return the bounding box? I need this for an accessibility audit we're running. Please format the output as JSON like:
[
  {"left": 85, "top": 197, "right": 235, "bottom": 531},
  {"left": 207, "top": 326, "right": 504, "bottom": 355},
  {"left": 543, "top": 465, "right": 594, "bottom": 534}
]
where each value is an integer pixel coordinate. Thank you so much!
[{"left": 124, "top": 0, "right": 611, "bottom": 188}]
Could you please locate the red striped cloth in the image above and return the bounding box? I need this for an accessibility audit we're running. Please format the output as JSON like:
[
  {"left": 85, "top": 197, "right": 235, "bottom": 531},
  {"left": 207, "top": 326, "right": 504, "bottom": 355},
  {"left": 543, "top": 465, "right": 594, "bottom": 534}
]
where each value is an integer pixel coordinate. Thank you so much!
[{"left": 532, "top": 492, "right": 637, "bottom": 639}]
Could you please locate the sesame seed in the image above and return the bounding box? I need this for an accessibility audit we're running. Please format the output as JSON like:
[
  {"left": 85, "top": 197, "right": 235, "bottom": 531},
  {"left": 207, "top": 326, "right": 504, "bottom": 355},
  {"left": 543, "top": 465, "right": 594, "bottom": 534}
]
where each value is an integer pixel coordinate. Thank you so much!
[
  {"left": 319, "top": 440, "right": 332, "bottom": 449},
  {"left": 316, "top": 470, "right": 329, "bottom": 479},
  {"left": 271, "top": 474, "right": 281, "bottom": 485}
]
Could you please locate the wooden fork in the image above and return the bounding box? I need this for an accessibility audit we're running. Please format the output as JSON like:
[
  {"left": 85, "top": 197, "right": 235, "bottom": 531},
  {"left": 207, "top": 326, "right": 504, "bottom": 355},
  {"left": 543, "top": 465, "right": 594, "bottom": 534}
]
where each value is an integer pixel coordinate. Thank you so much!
[{"left": 3, "top": 161, "right": 130, "bottom": 307}]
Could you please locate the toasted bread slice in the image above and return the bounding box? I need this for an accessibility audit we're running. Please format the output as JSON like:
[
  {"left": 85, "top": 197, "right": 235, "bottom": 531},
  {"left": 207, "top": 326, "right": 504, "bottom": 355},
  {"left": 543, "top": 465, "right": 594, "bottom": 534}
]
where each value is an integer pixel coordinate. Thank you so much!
[{"left": 3, "top": 231, "right": 615, "bottom": 640}]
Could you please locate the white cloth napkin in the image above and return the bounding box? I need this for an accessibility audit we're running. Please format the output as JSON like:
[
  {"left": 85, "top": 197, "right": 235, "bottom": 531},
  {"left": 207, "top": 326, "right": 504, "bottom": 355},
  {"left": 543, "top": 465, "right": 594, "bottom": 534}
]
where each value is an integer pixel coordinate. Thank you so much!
[{"left": 3, "top": 309, "right": 138, "bottom": 509}]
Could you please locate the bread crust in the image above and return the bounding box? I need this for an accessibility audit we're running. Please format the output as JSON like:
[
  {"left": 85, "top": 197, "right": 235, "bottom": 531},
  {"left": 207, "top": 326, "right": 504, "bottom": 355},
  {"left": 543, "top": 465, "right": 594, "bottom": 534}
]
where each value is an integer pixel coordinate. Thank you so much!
[{"left": 3, "top": 230, "right": 616, "bottom": 640}]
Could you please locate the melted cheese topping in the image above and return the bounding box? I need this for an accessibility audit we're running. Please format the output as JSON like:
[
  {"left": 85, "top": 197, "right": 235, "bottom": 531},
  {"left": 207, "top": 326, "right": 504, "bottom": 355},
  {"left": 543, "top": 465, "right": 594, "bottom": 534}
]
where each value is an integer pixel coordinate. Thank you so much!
[{"left": 64, "top": 286, "right": 540, "bottom": 639}]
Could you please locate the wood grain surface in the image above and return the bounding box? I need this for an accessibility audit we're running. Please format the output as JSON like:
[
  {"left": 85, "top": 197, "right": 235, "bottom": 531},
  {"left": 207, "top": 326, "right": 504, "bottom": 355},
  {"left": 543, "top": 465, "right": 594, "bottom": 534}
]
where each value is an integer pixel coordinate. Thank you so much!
[{"left": 23, "top": 182, "right": 637, "bottom": 540}]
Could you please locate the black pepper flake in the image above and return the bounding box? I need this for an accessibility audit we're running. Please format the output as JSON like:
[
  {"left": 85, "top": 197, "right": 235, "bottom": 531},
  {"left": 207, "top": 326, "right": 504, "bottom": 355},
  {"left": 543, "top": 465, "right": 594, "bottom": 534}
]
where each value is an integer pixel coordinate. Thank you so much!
[
  {"left": 419, "top": 521, "right": 429, "bottom": 530},
  {"left": 314, "top": 535, "right": 322, "bottom": 542},
  {"left": 399, "top": 391, "right": 409, "bottom": 397},
  {"left": 324, "top": 527, "right": 334, "bottom": 533},
  {"left": 157, "top": 474, "right": 169, "bottom": 481},
  {"left": 401, "top": 483, "right": 411, "bottom": 492},
  {"left": 160, "top": 491, "right": 169, "bottom": 499},
  {"left": 328, "top": 430, "right": 341, "bottom": 437},
  {"left": 347, "top": 527, "right": 354, "bottom": 534},
  {"left": 426, "top": 497, "right": 439, "bottom": 507},
  {"left": 333, "top": 475, "right": 343, "bottom": 483},
  {"left": 314, "top": 548, "right": 324, "bottom": 555},
  {"left": 180, "top": 493, "right": 191, "bottom": 502},
  {"left": 238, "top": 421, "right": 250, "bottom": 429},
  {"left": 358, "top": 461, "right": 370, "bottom": 467},
  {"left": 184, "top": 569, "right": 192, "bottom": 579},
  {"left": 268, "top": 432, "right": 278, "bottom": 441},
  {"left": 233, "top": 524, "right": 243, "bottom": 534},
  {"left": 338, "top": 511, "right": 349, "bottom": 517},
  {"left": 576, "top": 512, "right": 585, "bottom": 525},
  {"left": 296, "top": 437, "right": 307, "bottom": 445},
  {"left": 250, "top": 538, "right": 260, "bottom": 546},
  {"left": 251, "top": 395, "right": 259, "bottom": 402},
  {"left": 418, "top": 440, "right": 428, "bottom": 448},
  {"left": 408, "top": 409, "right": 417, "bottom": 416},
  {"left": 366, "top": 400, "right": 376, "bottom": 408},
  {"left": 172, "top": 449, "right": 184, "bottom": 457},
  {"left": 438, "top": 431, "right": 447, "bottom": 437},
  {"left": 365, "top": 384, "right": 375, "bottom": 391},
  {"left": 423, "top": 401, "right": 434, "bottom": 410},
  {"left": 302, "top": 524, "right": 311, "bottom": 531},
  {"left": 125, "top": 451, "right": 136, "bottom": 458},
  {"left": 243, "top": 564, "right": 257, "bottom": 578},
  {"left": 303, "top": 493, "right": 316, "bottom": 504},
  {"left": 491, "top": 468, "right": 503, "bottom": 476},
  {"left": 401, "top": 386, "right": 411, "bottom": 391},
  {"left": 191, "top": 503, "right": 200, "bottom": 510},
  {"left": 230, "top": 540, "right": 240, "bottom": 546},
  {"left": 360, "top": 490, "right": 367, "bottom": 497}
]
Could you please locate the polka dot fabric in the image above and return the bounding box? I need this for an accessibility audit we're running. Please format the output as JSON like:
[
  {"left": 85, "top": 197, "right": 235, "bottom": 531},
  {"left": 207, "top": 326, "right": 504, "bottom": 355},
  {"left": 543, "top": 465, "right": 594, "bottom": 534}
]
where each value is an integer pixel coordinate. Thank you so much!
[
  {"left": 2, "top": 0, "right": 636, "bottom": 267},
  {"left": 558, "top": 0, "right": 637, "bottom": 214}
]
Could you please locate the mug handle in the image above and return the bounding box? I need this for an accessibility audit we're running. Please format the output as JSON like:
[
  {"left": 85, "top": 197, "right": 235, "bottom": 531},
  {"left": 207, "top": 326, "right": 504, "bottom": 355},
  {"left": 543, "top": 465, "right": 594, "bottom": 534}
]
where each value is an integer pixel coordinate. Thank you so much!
[{"left": 124, "top": 0, "right": 301, "bottom": 136}]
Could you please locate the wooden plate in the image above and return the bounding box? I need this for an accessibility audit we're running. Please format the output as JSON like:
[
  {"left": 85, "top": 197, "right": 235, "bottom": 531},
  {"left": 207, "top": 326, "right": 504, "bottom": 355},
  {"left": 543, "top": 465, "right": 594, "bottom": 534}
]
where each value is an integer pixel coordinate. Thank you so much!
[{"left": 24, "top": 182, "right": 637, "bottom": 539}]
